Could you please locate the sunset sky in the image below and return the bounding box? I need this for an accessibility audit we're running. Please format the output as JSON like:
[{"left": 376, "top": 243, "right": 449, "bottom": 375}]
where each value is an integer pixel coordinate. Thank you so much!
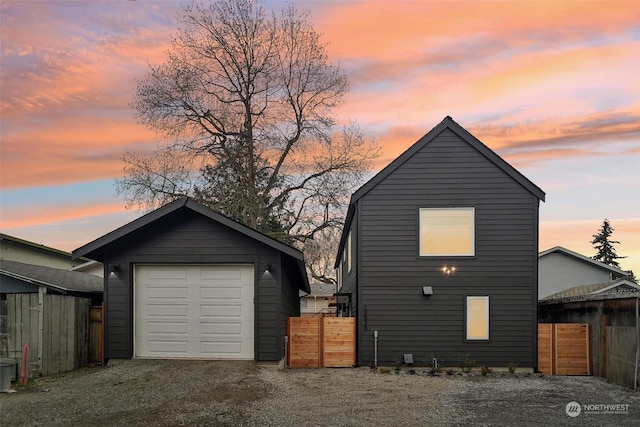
[{"left": 1, "top": 0, "right": 639, "bottom": 275}]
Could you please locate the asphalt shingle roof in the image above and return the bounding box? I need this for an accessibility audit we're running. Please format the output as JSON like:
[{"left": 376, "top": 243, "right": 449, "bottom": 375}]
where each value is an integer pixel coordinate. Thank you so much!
[{"left": 0, "top": 259, "right": 103, "bottom": 294}]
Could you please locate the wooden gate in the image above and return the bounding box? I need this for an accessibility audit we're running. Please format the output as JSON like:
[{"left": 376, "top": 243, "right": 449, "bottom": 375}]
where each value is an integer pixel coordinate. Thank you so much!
[
  {"left": 538, "top": 323, "right": 590, "bottom": 375},
  {"left": 89, "top": 305, "right": 104, "bottom": 364},
  {"left": 287, "top": 317, "right": 355, "bottom": 368}
]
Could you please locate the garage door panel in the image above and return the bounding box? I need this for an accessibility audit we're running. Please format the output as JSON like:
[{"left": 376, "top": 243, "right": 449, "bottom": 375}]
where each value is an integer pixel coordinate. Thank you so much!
[
  {"left": 146, "top": 321, "right": 189, "bottom": 335},
  {"left": 200, "top": 266, "right": 243, "bottom": 280},
  {"left": 200, "top": 304, "right": 243, "bottom": 318},
  {"left": 201, "top": 341, "right": 243, "bottom": 355},
  {"left": 146, "top": 340, "right": 189, "bottom": 354},
  {"left": 146, "top": 267, "right": 189, "bottom": 280},
  {"left": 135, "top": 264, "right": 254, "bottom": 359},
  {"left": 200, "top": 287, "right": 242, "bottom": 299},
  {"left": 201, "top": 322, "right": 243, "bottom": 335},
  {"left": 145, "top": 304, "right": 189, "bottom": 317},
  {"left": 146, "top": 286, "right": 189, "bottom": 299}
]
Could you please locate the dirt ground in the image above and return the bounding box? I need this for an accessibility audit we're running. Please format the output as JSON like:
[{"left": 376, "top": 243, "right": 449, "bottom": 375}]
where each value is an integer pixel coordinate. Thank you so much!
[{"left": 1, "top": 360, "right": 638, "bottom": 426}]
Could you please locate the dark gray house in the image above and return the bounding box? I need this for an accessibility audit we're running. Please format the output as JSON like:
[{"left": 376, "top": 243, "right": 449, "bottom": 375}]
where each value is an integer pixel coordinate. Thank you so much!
[
  {"left": 73, "top": 197, "right": 309, "bottom": 362},
  {"left": 335, "top": 116, "right": 545, "bottom": 368}
]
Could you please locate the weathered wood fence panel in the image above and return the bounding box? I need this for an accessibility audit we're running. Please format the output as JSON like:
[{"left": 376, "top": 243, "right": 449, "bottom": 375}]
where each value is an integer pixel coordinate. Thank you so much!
[
  {"left": 288, "top": 317, "right": 355, "bottom": 368},
  {"left": 6, "top": 294, "right": 40, "bottom": 377},
  {"left": 606, "top": 327, "right": 637, "bottom": 389},
  {"left": 6, "top": 294, "right": 91, "bottom": 378},
  {"left": 538, "top": 323, "right": 590, "bottom": 375}
]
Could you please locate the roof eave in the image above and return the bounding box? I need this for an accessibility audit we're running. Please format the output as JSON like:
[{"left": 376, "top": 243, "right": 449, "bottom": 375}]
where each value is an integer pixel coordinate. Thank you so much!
[
  {"left": 539, "top": 246, "right": 629, "bottom": 275},
  {"left": 73, "top": 197, "right": 306, "bottom": 264}
]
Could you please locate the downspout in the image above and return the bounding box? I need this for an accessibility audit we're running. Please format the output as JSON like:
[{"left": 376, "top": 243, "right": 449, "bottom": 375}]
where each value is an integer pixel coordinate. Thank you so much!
[{"left": 635, "top": 297, "right": 639, "bottom": 390}]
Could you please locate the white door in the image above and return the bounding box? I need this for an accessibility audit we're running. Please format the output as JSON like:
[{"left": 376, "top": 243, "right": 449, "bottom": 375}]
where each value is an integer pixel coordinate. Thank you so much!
[{"left": 134, "top": 264, "right": 254, "bottom": 359}]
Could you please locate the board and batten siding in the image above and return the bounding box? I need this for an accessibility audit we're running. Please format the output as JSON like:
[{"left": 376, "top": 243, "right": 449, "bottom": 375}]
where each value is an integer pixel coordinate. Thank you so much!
[
  {"left": 102, "top": 209, "right": 284, "bottom": 361},
  {"left": 356, "top": 129, "right": 539, "bottom": 367}
]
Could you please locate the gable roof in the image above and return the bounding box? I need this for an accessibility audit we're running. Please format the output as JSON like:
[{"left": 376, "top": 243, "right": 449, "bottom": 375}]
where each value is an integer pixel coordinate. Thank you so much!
[
  {"left": 0, "top": 259, "right": 103, "bottom": 294},
  {"left": 539, "top": 246, "right": 630, "bottom": 276},
  {"left": 541, "top": 278, "right": 640, "bottom": 302},
  {"left": 72, "top": 197, "right": 309, "bottom": 292},
  {"left": 335, "top": 116, "right": 546, "bottom": 267}
]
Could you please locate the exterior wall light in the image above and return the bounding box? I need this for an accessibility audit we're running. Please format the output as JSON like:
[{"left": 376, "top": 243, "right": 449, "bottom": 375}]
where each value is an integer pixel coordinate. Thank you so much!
[
  {"left": 108, "top": 264, "right": 120, "bottom": 277},
  {"left": 442, "top": 265, "right": 456, "bottom": 275},
  {"left": 422, "top": 286, "right": 433, "bottom": 296}
]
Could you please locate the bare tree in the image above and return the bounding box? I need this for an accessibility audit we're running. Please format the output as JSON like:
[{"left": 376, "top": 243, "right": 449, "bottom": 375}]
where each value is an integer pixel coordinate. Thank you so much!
[{"left": 117, "top": 0, "right": 379, "bottom": 283}]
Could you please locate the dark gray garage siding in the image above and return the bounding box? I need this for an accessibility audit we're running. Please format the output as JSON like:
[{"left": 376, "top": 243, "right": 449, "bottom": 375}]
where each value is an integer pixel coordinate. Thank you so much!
[{"left": 102, "top": 209, "right": 290, "bottom": 361}]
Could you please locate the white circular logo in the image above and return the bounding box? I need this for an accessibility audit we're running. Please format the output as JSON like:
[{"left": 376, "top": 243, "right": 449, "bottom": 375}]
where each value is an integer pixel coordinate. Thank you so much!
[{"left": 566, "top": 401, "right": 581, "bottom": 417}]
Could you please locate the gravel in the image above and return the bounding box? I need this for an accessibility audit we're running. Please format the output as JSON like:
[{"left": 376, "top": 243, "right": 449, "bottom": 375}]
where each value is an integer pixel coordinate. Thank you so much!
[{"left": 1, "top": 360, "right": 638, "bottom": 426}]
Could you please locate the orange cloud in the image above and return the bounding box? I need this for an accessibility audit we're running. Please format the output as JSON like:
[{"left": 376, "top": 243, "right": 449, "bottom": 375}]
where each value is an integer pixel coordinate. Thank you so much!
[
  {"left": 1, "top": 116, "right": 160, "bottom": 189},
  {"left": 317, "top": 1, "right": 639, "bottom": 60},
  {"left": 1, "top": 201, "right": 128, "bottom": 230}
]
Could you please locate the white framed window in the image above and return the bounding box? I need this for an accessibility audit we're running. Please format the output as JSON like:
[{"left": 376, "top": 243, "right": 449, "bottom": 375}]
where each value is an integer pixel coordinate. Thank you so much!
[
  {"left": 419, "top": 207, "right": 475, "bottom": 256},
  {"left": 466, "top": 296, "right": 489, "bottom": 340}
]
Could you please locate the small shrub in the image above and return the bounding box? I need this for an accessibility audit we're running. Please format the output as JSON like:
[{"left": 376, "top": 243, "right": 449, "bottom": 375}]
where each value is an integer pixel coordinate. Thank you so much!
[
  {"left": 378, "top": 367, "right": 391, "bottom": 374},
  {"left": 408, "top": 369, "right": 416, "bottom": 375},
  {"left": 392, "top": 358, "right": 402, "bottom": 373},
  {"left": 458, "top": 353, "right": 474, "bottom": 373},
  {"left": 427, "top": 356, "right": 442, "bottom": 376},
  {"left": 506, "top": 362, "right": 517, "bottom": 375},
  {"left": 481, "top": 366, "right": 492, "bottom": 377},
  {"left": 446, "top": 368, "right": 456, "bottom": 376}
]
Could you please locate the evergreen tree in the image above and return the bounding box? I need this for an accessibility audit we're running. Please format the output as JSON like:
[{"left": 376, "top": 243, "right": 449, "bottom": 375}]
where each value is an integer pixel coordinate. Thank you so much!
[{"left": 591, "top": 219, "right": 626, "bottom": 268}]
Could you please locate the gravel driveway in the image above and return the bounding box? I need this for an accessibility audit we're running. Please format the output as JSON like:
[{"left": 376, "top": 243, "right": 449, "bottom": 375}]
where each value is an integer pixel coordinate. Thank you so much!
[{"left": 1, "top": 360, "right": 638, "bottom": 426}]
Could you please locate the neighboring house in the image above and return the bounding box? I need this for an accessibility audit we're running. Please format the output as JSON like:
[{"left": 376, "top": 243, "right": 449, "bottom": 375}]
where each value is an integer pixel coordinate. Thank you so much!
[
  {"left": 72, "top": 197, "right": 309, "bottom": 362},
  {"left": 334, "top": 116, "right": 545, "bottom": 368},
  {"left": 0, "top": 233, "right": 91, "bottom": 270},
  {"left": 541, "top": 278, "right": 640, "bottom": 301},
  {"left": 0, "top": 260, "right": 103, "bottom": 302},
  {"left": 538, "top": 246, "right": 631, "bottom": 299},
  {"left": 300, "top": 284, "right": 337, "bottom": 317}
]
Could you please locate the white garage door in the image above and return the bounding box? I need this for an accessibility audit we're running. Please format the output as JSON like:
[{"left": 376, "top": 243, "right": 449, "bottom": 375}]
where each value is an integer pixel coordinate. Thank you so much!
[{"left": 134, "top": 264, "right": 254, "bottom": 359}]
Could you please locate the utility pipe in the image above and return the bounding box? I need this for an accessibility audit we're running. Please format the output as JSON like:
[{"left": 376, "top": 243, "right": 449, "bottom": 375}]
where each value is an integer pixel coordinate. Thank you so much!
[{"left": 374, "top": 330, "right": 378, "bottom": 368}]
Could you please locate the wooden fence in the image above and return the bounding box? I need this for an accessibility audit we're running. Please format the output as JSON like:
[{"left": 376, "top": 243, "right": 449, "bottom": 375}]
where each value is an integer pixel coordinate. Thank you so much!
[
  {"left": 606, "top": 327, "right": 637, "bottom": 389},
  {"left": 3, "top": 293, "right": 92, "bottom": 378},
  {"left": 538, "top": 323, "right": 590, "bottom": 375},
  {"left": 287, "top": 317, "right": 355, "bottom": 368},
  {"left": 89, "top": 305, "right": 104, "bottom": 364}
]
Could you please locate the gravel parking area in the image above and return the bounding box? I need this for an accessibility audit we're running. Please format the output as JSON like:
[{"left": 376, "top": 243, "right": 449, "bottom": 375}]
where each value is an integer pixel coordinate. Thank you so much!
[{"left": 1, "top": 360, "right": 638, "bottom": 426}]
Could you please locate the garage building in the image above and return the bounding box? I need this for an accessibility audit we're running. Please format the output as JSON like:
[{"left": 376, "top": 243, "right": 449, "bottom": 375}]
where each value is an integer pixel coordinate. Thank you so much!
[{"left": 73, "top": 197, "right": 309, "bottom": 362}]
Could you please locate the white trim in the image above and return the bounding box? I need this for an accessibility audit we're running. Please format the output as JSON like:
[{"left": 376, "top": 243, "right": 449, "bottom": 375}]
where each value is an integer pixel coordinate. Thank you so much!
[
  {"left": 466, "top": 296, "right": 489, "bottom": 340},
  {"left": 419, "top": 207, "right": 475, "bottom": 256}
]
